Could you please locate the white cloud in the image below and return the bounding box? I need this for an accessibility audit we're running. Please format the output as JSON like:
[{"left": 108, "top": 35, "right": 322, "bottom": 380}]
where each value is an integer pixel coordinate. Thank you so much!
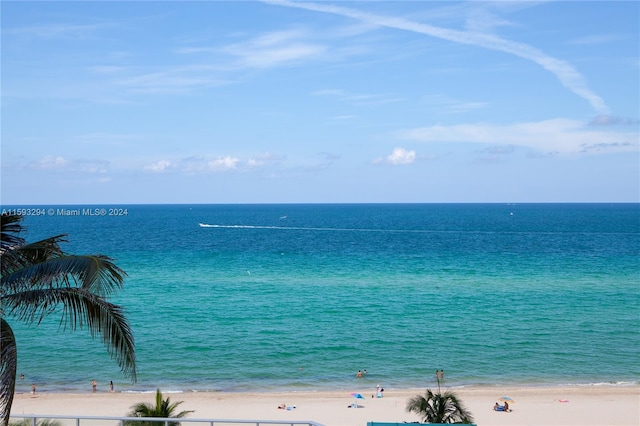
[
  {"left": 207, "top": 156, "right": 239, "bottom": 170},
  {"left": 76, "top": 160, "right": 109, "bottom": 173},
  {"left": 116, "top": 65, "right": 230, "bottom": 94},
  {"left": 247, "top": 152, "right": 279, "bottom": 168},
  {"left": 223, "top": 29, "right": 326, "bottom": 68},
  {"left": 179, "top": 155, "right": 248, "bottom": 174},
  {"left": 144, "top": 160, "right": 173, "bottom": 172},
  {"left": 374, "top": 147, "right": 416, "bottom": 165},
  {"left": 589, "top": 115, "right": 640, "bottom": 126},
  {"left": 399, "top": 119, "right": 639, "bottom": 154},
  {"left": 33, "top": 155, "right": 68, "bottom": 169},
  {"left": 268, "top": 0, "right": 610, "bottom": 114},
  {"left": 30, "top": 156, "right": 110, "bottom": 173}
]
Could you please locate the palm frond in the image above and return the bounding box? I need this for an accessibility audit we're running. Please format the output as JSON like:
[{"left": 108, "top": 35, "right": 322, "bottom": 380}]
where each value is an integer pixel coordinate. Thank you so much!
[
  {"left": 12, "top": 235, "right": 68, "bottom": 264},
  {"left": 0, "top": 318, "right": 18, "bottom": 426},
  {"left": 1, "top": 255, "right": 126, "bottom": 297},
  {"left": 0, "top": 216, "right": 66, "bottom": 275},
  {"left": 0, "top": 214, "right": 25, "bottom": 254},
  {"left": 126, "top": 390, "right": 193, "bottom": 426},
  {"left": 2, "top": 288, "right": 136, "bottom": 381},
  {"left": 406, "top": 388, "right": 474, "bottom": 424}
]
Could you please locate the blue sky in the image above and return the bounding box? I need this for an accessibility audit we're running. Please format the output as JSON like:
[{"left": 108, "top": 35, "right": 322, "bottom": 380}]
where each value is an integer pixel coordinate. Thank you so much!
[{"left": 2, "top": 0, "right": 639, "bottom": 204}]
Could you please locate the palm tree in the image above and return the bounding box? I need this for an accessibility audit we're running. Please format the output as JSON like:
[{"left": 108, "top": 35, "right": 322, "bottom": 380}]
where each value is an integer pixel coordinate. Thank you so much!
[
  {"left": 0, "top": 213, "right": 137, "bottom": 425},
  {"left": 125, "top": 389, "right": 193, "bottom": 426},
  {"left": 406, "top": 378, "right": 474, "bottom": 424}
]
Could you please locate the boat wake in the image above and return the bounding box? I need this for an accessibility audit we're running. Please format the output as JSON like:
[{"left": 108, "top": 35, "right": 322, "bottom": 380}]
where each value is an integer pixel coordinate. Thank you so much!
[{"left": 198, "top": 223, "right": 417, "bottom": 233}]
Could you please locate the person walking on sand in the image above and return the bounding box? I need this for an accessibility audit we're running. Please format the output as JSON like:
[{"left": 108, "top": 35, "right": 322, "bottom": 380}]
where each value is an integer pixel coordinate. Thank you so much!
[{"left": 92, "top": 379, "right": 97, "bottom": 393}]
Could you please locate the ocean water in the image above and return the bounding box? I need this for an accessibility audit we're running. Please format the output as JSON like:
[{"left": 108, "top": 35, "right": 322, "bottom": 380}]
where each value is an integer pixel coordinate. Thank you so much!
[{"left": 6, "top": 204, "right": 640, "bottom": 394}]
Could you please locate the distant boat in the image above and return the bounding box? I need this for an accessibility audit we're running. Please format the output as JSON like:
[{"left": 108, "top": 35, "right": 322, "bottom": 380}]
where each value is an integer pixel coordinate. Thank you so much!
[{"left": 279, "top": 216, "right": 287, "bottom": 219}]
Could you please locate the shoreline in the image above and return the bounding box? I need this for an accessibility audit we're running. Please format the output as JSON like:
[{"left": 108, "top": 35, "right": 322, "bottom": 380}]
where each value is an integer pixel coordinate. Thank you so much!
[
  {"left": 12, "top": 376, "right": 639, "bottom": 395},
  {"left": 13, "top": 380, "right": 640, "bottom": 395},
  {"left": 11, "top": 385, "right": 640, "bottom": 426}
]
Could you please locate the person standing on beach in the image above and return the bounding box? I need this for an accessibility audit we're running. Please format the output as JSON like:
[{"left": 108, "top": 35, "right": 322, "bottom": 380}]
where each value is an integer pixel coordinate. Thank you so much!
[
  {"left": 31, "top": 384, "right": 36, "bottom": 395},
  {"left": 92, "top": 379, "right": 97, "bottom": 393},
  {"left": 110, "top": 381, "right": 114, "bottom": 392}
]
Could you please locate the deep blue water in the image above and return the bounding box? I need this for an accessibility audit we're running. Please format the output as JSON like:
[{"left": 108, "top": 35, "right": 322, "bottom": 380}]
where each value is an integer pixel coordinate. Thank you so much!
[{"left": 5, "top": 204, "right": 639, "bottom": 393}]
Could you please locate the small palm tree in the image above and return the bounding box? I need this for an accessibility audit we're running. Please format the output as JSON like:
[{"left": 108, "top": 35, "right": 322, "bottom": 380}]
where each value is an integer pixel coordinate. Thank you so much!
[
  {"left": 125, "top": 389, "right": 193, "bottom": 426},
  {"left": 406, "top": 386, "right": 474, "bottom": 424}
]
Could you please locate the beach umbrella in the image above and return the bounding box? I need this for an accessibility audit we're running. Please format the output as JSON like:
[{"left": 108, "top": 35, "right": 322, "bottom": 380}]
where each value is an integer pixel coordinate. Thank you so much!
[
  {"left": 499, "top": 396, "right": 516, "bottom": 404},
  {"left": 350, "top": 392, "right": 365, "bottom": 407}
]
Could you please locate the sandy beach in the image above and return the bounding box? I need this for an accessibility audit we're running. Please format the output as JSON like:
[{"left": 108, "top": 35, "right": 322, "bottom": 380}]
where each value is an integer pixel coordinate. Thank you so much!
[{"left": 10, "top": 385, "right": 639, "bottom": 426}]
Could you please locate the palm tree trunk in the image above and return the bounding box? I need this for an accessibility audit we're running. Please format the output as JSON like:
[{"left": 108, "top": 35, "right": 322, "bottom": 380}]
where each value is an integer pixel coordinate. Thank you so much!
[{"left": 0, "top": 318, "right": 18, "bottom": 426}]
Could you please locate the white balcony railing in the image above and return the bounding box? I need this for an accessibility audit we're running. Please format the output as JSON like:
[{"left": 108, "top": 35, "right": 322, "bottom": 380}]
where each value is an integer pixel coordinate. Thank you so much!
[{"left": 8, "top": 414, "right": 325, "bottom": 426}]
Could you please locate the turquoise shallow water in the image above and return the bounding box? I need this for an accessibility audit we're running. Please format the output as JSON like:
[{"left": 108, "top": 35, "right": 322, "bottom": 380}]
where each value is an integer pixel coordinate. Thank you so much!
[{"left": 6, "top": 204, "right": 640, "bottom": 393}]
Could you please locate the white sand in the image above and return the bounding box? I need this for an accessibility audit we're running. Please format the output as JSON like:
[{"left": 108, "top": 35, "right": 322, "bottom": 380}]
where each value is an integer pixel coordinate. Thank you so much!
[{"left": 10, "top": 386, "right": 640, "bottom": 426}]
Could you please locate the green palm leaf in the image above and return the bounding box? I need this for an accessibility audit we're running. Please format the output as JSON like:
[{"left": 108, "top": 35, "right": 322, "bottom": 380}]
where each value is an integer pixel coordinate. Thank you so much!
[
  {"left": 2, "top": 287, "right": 136, "bottom": 380},
  {"left": 125, "top": 389, "right": 194, "bottom": 426},
  {"left": 1, "top": 214, "right": 66, "bottom": 275},
  {"left": 2, "top": 254, "right": 126, "bottom": 296},
  {"left": 0, "top": 214, "right": 25, "bottom": 254}
]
